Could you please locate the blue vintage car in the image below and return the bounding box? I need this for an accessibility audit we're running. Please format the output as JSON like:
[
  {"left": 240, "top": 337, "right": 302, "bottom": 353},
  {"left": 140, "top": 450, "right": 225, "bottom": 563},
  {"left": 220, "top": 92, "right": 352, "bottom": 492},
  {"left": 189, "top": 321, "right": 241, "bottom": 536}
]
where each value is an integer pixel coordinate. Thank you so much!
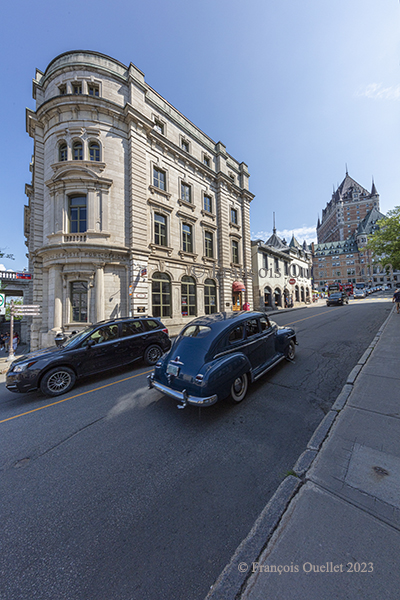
[{"left": 148, "top": 311, "right": 297, "bottom": 408}]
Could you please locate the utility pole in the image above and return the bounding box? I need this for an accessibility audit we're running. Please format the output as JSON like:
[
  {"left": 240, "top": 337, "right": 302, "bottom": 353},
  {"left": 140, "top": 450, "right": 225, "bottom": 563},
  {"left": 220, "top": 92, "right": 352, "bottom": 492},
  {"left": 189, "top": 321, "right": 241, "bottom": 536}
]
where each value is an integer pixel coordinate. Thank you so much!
[{"left": 7, "top": 299, "right": 14, "bottom": 361}]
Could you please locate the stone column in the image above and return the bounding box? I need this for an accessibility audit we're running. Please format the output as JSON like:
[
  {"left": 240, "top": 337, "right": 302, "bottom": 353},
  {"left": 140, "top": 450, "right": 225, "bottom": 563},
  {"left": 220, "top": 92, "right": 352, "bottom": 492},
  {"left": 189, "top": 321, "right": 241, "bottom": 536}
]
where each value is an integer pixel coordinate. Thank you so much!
[
  {"left": 95, "top": 264, "right": 105, "bottom": 322},
  {"left": 54, "top": 265, "right": 63, "bottom": 330}
]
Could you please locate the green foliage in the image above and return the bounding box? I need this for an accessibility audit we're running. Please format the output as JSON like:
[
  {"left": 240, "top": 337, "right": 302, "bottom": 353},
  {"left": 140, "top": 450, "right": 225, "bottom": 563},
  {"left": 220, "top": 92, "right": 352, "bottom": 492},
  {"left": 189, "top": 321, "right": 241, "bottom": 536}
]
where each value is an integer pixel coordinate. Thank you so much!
[
  {"left": 366, "top": 206, "right": 400, "bottom": 271},
  {"left": 0, "top": 248, "right": 15, "bottom": 261}
]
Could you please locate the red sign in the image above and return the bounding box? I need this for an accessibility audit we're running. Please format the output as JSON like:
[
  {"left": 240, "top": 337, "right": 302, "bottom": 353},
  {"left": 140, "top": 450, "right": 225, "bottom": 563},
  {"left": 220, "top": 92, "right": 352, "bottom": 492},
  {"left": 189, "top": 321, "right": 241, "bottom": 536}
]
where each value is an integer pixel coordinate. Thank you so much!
[{"left": 289, "top": 278, "right": 296, "bottom": 285}]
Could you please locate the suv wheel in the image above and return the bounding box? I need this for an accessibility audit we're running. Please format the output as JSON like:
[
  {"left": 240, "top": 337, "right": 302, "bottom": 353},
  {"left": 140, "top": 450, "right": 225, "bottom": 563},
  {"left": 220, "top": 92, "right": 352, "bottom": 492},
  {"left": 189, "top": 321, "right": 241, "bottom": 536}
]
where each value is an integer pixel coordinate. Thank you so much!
[
  {"left": 40, "top": 367, "right": 76, "bottom": 397},
  {"left": 144, "top": 345, "right": 163, "bottom": 366}
]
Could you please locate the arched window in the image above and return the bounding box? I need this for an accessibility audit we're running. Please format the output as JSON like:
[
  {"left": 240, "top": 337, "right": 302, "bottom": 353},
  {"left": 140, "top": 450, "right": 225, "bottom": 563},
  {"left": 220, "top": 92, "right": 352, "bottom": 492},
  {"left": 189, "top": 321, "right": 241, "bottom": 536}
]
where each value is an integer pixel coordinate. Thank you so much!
[
  {"left": 89, "top": 142, "right": 100, "bottom": 162},
  {"left": 73, "top": 141, "right": 83, "bottom": 161},
  {"left": 71, "top": 281, "right": 88, "bottom": 322},
  {"left": 152, "top": 272, "right": 171, "bottom": 318},
  {"left": 69, "top": 196, "right": 87, "bottom": 233},
  {"left": 301, "top": 287, "right": 305, "bottom": 302},
  {"left": 181, "top": 276, "right": 196, "bottom": 316},
  {"left": 59, "top": 143, "right": 67, "bottom": 162},
  {"left": 264, "top": 286, "right": 272, "bottom": 308},
  {"left": 295, "top": 285, "right": 300, "bottom": 302},
  {"left": 204, "top": 278, "right": 217, "bottom": 314},
  {"left": 274, "top": 288, "right": 282, "bottom": 308}
]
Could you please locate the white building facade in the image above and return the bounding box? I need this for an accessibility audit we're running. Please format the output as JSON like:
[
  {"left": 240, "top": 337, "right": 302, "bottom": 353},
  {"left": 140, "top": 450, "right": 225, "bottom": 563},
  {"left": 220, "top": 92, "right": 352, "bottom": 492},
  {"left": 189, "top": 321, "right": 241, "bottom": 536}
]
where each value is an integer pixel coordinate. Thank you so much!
[
  {"left": 25, "top": 51, "right": 254, "bottom": 349},
  {"left": 251, "top": 233, "right": 313, "bottom": 310}
]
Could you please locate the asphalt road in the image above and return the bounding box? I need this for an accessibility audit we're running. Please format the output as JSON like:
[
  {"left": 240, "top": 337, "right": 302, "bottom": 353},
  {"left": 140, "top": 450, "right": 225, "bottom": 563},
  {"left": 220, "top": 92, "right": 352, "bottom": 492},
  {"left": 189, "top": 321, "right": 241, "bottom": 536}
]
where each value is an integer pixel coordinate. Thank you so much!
[{"left": 0, "top": 293, "right": 392, "bottom": 600}]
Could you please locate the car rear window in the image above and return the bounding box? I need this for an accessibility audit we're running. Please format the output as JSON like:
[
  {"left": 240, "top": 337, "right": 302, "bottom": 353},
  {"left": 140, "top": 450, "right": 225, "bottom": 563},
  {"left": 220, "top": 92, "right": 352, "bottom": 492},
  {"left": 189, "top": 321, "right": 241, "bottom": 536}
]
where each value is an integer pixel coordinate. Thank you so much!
[
  {"left": 229, "top": 325, "right": 244, "bottom": 343},
  {"left": 145, "top": 319, "right": 161, "bottom": 330},
  {"left": 182, "top": 325, "right": 211, "bottom": 338}
]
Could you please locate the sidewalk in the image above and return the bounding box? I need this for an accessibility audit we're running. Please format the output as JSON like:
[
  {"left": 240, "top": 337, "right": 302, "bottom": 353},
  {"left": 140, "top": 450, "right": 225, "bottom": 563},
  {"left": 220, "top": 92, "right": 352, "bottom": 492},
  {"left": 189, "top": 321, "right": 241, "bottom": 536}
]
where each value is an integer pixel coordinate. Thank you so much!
[
  {"left": 206, "top": 306, "right": 400, "bottom": 600},
  {"left": 0, "top": 344, "right": 29, "bottom": 381}
]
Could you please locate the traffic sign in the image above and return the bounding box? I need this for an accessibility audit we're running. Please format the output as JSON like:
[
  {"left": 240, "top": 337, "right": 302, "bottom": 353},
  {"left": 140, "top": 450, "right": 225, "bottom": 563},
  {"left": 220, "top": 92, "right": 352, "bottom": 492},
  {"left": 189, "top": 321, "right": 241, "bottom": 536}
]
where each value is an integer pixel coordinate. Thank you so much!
[
  {"left": 0, "top": 293, "right": 5, "bottom": 315},
  {"left": 289, "top": 278, "right": 296, "bottom": 285}
]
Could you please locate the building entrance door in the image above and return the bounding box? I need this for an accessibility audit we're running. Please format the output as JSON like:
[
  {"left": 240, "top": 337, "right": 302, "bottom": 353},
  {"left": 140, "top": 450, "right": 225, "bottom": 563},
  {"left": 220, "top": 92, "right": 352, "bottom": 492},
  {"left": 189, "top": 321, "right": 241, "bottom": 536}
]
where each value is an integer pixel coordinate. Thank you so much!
[{"left": 232, "top": 291, "right": 242, "bottom": 311}]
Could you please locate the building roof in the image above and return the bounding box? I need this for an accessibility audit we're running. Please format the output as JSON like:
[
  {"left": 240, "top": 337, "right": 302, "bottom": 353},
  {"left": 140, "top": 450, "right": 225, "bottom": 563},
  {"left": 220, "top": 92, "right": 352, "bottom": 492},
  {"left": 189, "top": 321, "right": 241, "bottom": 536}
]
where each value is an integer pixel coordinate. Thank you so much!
[
  {"left": 356, "top": 206, "right": 385, "bottom": 236},
  {"left": 265, "top": 231, "right": 287, "bottom": 250}
]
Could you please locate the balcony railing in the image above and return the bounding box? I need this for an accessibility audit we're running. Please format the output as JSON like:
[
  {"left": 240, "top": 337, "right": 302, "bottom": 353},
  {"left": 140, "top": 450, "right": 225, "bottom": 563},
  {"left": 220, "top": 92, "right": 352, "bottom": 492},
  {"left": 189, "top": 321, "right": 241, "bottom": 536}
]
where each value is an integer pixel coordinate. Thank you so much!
[{"left": 64, "top": 234, "right": 87, "bottom": 243}]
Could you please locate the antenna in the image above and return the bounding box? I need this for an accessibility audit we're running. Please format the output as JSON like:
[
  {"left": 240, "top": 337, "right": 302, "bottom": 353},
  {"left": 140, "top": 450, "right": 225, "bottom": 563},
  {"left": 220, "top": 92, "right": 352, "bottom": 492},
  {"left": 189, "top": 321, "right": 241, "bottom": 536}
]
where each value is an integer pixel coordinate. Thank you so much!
[{"left": 273, "top": 212, "right": 276, "bottom": 234}]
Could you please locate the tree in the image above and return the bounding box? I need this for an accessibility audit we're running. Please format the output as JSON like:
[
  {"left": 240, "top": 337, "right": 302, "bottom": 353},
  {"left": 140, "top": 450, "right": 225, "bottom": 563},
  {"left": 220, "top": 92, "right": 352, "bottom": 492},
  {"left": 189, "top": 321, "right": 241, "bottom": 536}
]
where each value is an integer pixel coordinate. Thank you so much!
[
  {"left": 0, "top": 248, "right": 15, "bottom": 261},
  {"left": 366, "top": 206, "right": 400, "bottom": 271}
]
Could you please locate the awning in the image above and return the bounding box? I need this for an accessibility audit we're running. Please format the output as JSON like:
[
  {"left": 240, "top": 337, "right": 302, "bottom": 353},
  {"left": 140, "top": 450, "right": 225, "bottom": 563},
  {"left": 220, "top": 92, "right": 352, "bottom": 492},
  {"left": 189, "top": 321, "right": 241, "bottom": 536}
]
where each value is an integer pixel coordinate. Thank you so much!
[{"left": 232, "top": 281, "right": 246, "bottom": 292}]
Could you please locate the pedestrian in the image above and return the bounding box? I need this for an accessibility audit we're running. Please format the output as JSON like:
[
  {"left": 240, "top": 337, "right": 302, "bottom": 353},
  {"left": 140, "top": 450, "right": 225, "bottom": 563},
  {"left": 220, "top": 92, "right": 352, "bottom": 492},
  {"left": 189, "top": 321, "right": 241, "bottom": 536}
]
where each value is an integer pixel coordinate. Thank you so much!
[
  {"left": 392, "top": 288, "right": 400, "bottom": 314},
  {"left": 242, "top": 302, "right": 250, "bottom": 311},
  {"left": 0, "top": 333, "right": 4, "bottom": 352},
  {"left": 13, "top": 332, "right": 19, "bottom": 352},
  {"left": 4, "top": 332, "right": 9, "bottom": 352}
]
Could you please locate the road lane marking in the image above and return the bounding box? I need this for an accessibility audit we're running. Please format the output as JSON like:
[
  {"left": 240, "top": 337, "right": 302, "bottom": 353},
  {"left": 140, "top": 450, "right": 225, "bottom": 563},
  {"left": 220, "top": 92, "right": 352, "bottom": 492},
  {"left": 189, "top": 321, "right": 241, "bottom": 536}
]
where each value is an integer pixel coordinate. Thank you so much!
[
  {"left": 0, "top": 369, "right": 153, "bottom": 424},
  {"left": 277, "top": 307, "right": 341, "bottom": 327}
]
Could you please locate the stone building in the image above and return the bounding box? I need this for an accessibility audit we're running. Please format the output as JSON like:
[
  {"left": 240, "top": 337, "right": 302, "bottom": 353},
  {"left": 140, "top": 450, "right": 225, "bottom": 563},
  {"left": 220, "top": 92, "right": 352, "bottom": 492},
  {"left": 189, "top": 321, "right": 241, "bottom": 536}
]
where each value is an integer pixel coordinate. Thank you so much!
[
  {"left": 24, "top": 51, "right": 254, "bottom": 349},
  {"left": 251, "top": 229, "right": 312, "bottom": 310},
  {"left": 317, "top": 172, "right": 379, "bottom": 244},
  {"left": 312, "top": 207, "right": 386, "bottom": 290}
]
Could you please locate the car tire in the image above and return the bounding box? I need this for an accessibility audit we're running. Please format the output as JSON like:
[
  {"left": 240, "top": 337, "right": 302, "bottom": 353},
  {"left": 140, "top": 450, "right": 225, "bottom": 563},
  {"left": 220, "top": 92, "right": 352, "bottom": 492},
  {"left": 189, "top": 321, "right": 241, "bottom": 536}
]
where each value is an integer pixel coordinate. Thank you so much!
[
  {"left": 285, "top": 340, "right": 296, "bottom": 361},
  {"left": 40, "top": 367, "right": 76, "bottom": 397},
  {"left": 229, "top": 373, "right": 248, "bottom": 403},
  {"left": 144, "top": 344, "right": 163, "bottom": 366}
]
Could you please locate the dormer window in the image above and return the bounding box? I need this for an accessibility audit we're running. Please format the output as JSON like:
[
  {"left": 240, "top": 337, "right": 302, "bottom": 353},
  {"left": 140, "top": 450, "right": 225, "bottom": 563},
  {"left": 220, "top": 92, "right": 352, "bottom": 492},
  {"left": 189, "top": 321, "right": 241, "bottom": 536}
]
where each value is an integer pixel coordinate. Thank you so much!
[
  {"left": 181, "top": 139, "right": 189, "bottom": 153},
  {"left": 203, "top": 155, "right": 210, "bottom": 167}
]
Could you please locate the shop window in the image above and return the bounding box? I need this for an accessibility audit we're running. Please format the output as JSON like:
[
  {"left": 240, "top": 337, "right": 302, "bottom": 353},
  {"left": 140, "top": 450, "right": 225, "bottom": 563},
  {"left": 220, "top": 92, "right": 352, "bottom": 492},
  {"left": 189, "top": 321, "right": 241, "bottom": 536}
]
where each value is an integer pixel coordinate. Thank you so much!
[
  {"left": 181, "top": 276, "right": 196, "bottom": 316},
  {"left": 71, "top": 281, "right": 88, "bottom": 322},
  {"left": 204, "top": 279, "right": 217, "bottom": 314},
  {"left": 152, "top": 272, "right": 171, "bottom": 318}
]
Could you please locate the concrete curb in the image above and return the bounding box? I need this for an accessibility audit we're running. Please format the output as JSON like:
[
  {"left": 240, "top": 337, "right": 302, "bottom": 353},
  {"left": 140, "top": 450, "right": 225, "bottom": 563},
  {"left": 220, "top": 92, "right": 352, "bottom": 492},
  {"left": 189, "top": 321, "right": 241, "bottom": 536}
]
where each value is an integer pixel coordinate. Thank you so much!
[
  {"left": 204, "top": 476, "right": 301, "bottom": 600},
  {"left": 204, "top": 305, "right": 395, "bottom": 600}
]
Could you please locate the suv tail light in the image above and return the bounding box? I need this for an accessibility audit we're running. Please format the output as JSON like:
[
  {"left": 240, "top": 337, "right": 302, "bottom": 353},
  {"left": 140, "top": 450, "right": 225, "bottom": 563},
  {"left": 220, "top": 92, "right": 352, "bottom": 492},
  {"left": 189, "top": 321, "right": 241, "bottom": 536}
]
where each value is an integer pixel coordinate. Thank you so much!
[{"left": 162, "top": 328, "right": 168, "bottom": 334}]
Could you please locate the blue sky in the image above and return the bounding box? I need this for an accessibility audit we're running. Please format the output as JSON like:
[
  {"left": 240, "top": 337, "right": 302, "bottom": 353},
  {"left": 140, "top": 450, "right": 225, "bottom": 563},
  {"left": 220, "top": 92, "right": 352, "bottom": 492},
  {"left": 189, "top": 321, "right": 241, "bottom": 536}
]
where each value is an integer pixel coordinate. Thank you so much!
[{"left": 1, "top": 0, "right": 399, "bottom": 271}]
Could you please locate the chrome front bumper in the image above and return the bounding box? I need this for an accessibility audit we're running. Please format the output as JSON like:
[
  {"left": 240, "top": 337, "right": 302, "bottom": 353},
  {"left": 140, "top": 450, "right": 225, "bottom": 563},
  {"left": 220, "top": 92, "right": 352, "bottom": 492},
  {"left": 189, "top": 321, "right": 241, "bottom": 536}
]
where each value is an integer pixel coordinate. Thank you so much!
[{"left": 148, "top": 375, "right": 218, "bottom": 408}]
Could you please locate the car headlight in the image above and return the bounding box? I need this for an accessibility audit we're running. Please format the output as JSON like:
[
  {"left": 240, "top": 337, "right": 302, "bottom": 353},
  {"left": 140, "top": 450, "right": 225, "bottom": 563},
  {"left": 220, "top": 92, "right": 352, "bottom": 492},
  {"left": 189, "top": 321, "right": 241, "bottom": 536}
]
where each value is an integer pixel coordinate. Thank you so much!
[{"left": 13, "top": 361, "right": 37, "bottom": 373}]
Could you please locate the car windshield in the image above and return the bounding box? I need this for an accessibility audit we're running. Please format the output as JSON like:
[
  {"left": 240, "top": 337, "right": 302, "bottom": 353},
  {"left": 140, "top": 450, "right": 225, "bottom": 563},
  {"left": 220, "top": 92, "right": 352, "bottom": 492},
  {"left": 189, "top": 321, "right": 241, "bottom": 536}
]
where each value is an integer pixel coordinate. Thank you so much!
[
  {"left": 330, "top": 293, "right": 341, "bottom": 298},
  {"left": 62, "top": 326, "right": 97, "bottom": 348},
  {"left": 181, "top": 325, "right": 212, "bottom": 338}
]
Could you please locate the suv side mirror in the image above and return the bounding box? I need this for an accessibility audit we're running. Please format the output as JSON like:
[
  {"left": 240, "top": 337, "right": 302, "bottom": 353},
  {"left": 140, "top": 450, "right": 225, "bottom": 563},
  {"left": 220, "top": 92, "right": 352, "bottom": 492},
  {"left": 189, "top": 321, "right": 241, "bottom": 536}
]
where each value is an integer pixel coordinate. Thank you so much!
[{"left": 86, "top": 339, "right": 96, "bottom": 348}]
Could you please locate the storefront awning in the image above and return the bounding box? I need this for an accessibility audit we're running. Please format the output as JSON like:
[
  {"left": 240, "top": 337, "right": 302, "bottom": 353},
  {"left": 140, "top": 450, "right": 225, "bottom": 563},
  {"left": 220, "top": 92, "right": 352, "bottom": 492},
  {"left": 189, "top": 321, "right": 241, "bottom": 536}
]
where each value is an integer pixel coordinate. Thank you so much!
[{"left": 232, "top": 281, "right": 246, "bottom": 292}]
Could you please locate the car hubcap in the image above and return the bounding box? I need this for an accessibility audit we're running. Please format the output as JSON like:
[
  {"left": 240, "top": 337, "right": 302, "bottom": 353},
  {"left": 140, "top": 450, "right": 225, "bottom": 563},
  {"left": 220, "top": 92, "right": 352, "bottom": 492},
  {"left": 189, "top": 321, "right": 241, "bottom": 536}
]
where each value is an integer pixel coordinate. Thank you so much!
[
  {"left": 233, "top": 377, "right": 244, "bottom": 394},
  {"left": 148, "top": 348, "right": 161, "bottom": 363},
  {"left": 47, "top": 372, "right": 71, "bottom": 393}
]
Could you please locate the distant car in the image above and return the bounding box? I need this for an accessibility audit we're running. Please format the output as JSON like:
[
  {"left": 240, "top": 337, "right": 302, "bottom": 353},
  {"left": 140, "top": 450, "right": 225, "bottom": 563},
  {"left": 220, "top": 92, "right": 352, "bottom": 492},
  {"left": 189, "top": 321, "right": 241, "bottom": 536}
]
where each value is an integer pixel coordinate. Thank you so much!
[
  {"left": 326, "top": 292, "right": 349, "bottom": 307},
  {"left": 6, "top": 317, "right": 171, "bottom": 397},
  {"left": 148, "top": 311, "right": 297, "bottom": 408},
  {"left": 353, "top": 289, "right": 366, "bottom": 299}
]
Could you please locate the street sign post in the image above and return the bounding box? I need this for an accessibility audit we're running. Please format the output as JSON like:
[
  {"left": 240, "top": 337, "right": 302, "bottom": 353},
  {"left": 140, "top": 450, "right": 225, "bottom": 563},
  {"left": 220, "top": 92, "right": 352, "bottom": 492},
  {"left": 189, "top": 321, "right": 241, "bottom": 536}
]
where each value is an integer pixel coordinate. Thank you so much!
[{"left": 0, "top": 293, "right": 5, "bottom": 316}]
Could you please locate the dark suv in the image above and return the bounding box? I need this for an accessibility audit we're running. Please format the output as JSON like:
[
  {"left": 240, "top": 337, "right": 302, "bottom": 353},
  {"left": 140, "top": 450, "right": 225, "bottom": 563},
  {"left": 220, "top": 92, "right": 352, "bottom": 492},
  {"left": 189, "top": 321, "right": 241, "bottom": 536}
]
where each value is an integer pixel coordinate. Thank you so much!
[
  {"left": 326, "top": 292, "right": 349, "bottom": 307},
  {"left": 6, "top": 317, "right": 171, "bottom": 397}
]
